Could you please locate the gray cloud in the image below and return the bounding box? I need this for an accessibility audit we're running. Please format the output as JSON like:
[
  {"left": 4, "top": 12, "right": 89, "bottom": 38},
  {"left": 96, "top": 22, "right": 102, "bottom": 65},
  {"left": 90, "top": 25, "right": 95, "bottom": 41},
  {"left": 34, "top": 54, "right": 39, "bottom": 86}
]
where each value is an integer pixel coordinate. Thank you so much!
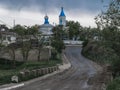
[{"left": 0, "top": 0, "right": 109, "bottom": 13}]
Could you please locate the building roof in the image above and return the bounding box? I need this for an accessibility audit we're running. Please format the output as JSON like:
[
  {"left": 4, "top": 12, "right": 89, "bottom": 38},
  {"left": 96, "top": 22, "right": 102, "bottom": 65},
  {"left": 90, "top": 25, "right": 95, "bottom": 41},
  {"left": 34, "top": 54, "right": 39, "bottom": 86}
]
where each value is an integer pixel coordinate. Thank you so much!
[
  {"left": 41, "top": 15, "right": 53, "bottom": 28},
  {"left": 44, "top": 15, "right": 49, "bottom": 24},
  {"left": 40, "top": 23, "right": 53, "bottom": 36},
  {"left": 40, "top": 23, "right": 53, "bottom": 28},
  {"left": 59, "top": 7, "right": 65, "bottom": 17}
]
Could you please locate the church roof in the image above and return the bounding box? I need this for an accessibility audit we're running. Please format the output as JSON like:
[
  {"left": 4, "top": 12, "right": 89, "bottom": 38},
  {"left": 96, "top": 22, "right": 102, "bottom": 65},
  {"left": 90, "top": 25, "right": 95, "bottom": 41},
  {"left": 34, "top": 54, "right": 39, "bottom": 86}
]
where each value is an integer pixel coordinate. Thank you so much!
[
  {"left": 40, "top": 24, "right": 53, "bottom": 28},
  {"left": 59, "top": 7, "right": 65, "bottom": 17},
  {"left": 44, "top": 15, "right": 49, "bottom": 24},
  {"left": 40, "top": 15, "right": 53, "bottom": 28}
]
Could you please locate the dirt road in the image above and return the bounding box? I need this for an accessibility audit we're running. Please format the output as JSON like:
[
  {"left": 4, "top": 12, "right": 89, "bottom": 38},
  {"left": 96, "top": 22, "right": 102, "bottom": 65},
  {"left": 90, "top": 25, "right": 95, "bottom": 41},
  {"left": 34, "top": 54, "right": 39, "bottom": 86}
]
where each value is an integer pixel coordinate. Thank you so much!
[{"left": 13, "top": 46, "right": 103, "bottom": 90}]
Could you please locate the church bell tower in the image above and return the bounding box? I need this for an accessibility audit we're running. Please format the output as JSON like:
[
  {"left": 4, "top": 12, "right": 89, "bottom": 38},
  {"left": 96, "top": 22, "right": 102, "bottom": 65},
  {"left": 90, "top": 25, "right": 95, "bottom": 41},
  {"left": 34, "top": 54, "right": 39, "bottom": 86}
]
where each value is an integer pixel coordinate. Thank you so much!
[{"left": 59, "top": 7, "right": 66, "bottom": 26}]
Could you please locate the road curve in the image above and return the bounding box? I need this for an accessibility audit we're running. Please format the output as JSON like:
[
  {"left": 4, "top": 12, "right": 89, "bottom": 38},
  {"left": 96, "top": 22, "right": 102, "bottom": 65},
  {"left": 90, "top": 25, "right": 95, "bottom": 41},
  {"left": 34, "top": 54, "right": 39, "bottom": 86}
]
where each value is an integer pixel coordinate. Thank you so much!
[{"left": 13, "top": 46, "right": 102, "bottom": 90}]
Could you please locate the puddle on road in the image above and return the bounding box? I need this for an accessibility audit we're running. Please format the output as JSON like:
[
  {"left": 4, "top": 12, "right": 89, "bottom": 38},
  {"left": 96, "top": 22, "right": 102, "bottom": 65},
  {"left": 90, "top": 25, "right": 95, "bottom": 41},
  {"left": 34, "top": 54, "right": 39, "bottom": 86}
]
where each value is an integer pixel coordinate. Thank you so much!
[
  {"left": 80, "top": 76, "right": 91, "bottom": 89},
  {"left": 82, "top": 81, "right": 90, "bottom": 89}
]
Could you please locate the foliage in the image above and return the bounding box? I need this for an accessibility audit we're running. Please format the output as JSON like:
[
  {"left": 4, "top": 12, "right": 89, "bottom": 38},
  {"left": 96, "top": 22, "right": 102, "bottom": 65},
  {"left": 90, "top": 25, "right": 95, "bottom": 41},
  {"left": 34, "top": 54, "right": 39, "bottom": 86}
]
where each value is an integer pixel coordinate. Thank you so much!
[
  {"left": 95, "top": 0, "right": 120, "bottom": 59},
  {"left": 0, "top": 58, "right": 23, "bottom": 70},
  {"left": 52, "top": 25, "right": 65, "bottom": 53},
  {"left": 107, "top": 77, "right": 120, "bottom": 90},
  {"left": 51, "top": 49, "right": 58, "bottom": 60},
  {"left": 95, "top": 0, "right": 120, "bottom": 28},
  {"left": 112, "top": 59, "right": 120, "bottom": 77},
  {"left": 0, "top": 58, "right": 62, "bottom": 85},
  {"left": 82, "top": 41, "right": 118, "bottom": 64},
  {"left": 27, "top": 25, "right": 39, "bottom": 35},
  {"left": 66, "top": 21, "right": 81, "bottom": 40},
  {"left": 82, "top": 40, "right": 89, "bottom": 48},
  {"left": 79, "top": 27, "right": 101, "bottom": 41},
  {"left": 0, "top": 74, "right": 14, "bottom": 85},
  {"left": 13, "top": 25, "right": 26, "bottom": 36},
  {"left": 51, "top": 39, "right": 65, "bottom": 53},
  {"left": 94, "top": 0, "right": 120, "bottom": 74},
  {"left": 12, "top": 24, "right": 41, "bottom": 62},
  {"left": 13, "top": 24, "right": 39, "bottom": 36},
  {"left": 82, "top": 0, "right": 120, "bottom": 89}
]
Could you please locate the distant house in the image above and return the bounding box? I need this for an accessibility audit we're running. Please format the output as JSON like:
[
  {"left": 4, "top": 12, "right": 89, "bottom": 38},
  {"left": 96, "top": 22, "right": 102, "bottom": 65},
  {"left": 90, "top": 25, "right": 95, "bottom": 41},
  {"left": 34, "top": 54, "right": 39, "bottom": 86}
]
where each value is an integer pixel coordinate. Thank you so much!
[
  {"left": 1, "top": 31, "right": 17, "bottom": 46},
  {"left": 0, "top": 25, "right": 17, "bottom": 46}
]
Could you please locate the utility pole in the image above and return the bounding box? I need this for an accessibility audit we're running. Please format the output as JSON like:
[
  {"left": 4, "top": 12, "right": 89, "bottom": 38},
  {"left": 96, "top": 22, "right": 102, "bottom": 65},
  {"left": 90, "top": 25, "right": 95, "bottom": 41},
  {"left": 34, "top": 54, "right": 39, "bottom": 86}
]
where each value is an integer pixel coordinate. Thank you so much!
[{"left": 13, "top": 19, "right": 15, "bottom": 28}]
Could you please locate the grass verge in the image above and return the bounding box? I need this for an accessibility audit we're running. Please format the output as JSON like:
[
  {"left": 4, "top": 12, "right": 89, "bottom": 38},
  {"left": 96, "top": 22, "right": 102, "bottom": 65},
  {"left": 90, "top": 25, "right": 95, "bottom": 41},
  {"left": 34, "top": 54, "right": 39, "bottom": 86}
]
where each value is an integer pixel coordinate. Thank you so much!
[{"left": 0, "top": 56, "right": 62, "bottom": 85}]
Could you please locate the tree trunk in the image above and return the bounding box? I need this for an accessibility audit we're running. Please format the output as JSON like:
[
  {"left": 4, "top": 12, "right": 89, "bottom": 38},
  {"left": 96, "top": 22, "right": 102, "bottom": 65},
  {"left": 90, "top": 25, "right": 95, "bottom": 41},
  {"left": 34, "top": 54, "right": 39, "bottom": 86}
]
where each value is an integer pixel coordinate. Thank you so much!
[
  {"left": 38, "top": 48, "right": 41, "bottom": 61},
  {"left": 12, "top": 49, "right": 16, "bottom": 68}
]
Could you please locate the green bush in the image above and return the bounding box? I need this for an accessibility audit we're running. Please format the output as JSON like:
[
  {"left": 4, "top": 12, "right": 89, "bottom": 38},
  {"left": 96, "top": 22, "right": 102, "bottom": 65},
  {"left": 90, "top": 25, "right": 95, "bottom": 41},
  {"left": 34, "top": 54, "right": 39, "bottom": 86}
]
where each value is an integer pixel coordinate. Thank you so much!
[
  {"left": 18, "top": 73, "right": 42, "bottom": 82},
  {"left": 0, "top": 58, "right": 23, "bottom": 70},
  {"left": 82, "top": 40, "right": 89, "bottom": 48},
  {"left": 0, "top": 74, "right": 14, "bottom": 85},
  {"left": 82, "top": 41, "right": 119, "bottom": 64},
  {"left": 82, "top": 40, "right": 120, "bottom": 90},
  {"left": 112, "top": 59, "right": 120, "bottom": 77},
  {"left": 0, "top": 52, "right": 62, "bottom": 85},
  {"left": 51, "top": 49, "right": 58, "bottom": 60},
  {"left": 107, "top": 77, "right": 120, "bottom": 90}
]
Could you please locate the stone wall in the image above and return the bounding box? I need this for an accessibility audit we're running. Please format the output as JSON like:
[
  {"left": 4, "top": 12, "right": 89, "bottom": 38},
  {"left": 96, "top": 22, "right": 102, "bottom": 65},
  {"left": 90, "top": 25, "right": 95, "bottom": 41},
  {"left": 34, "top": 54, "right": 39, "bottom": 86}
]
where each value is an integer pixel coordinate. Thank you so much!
[
  {"left": 18, "top": 66, "right": 59, "bottom": 82},
  {"left": 0, "top": 48, "right": 49, "bottom": 61}
]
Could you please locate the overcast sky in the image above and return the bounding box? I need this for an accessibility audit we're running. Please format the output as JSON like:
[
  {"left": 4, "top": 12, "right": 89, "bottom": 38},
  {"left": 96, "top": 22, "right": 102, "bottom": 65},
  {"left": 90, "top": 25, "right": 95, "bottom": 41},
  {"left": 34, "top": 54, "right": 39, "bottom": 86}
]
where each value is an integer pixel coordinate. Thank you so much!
[{"left": 0, "top": 0, "right": 110, "bottom": 28}]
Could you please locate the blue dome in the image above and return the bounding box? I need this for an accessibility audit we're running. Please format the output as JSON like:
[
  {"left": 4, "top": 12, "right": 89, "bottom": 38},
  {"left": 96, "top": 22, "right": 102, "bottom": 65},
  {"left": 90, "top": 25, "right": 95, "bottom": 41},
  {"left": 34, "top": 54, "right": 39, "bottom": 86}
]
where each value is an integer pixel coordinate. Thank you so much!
[
  {"left": 59, "top": 7, "right": 65, "bottom": 17},
  {"left": 44, "top": 15, "right": 49, "bottom": 24}
]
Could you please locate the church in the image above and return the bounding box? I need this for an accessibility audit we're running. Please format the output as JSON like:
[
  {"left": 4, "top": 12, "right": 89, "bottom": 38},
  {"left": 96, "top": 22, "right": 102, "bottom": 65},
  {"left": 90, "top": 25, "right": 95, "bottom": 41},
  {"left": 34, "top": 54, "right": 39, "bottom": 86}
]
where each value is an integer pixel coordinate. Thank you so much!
[{"left": 39, "top": 7, "right": 66, "bottom": 36}]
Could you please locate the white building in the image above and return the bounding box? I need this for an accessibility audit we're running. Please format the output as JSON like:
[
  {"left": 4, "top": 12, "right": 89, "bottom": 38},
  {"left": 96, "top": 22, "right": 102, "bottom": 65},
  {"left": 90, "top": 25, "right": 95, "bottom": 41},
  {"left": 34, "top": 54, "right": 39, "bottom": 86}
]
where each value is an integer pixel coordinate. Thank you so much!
[
  {"left": 39, "top": 15, "right": 53, "bottom": 36},
  {"left": 0, "top": 31, "right": 17, "bottom": 46},
  {"left": 39, "top": 7, "right": 66, "bottom": 36},
  {"left": 0, "top": 25, "right": 17, "bottom": 46}
]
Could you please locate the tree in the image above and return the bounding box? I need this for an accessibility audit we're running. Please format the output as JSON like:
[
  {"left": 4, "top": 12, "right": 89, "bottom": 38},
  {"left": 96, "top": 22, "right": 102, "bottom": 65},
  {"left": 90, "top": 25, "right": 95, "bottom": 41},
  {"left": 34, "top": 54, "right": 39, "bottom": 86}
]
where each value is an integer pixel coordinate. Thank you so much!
[
  {"left": 95, "top": 0, "right": 120, "bottom": 77},
  {"left": 13, "top": 25, "right": 32, "bottom": 62},
  {"left": 52, "top": 25, "right": 65, "bottom": 53},
  {"left": 27, "top": 25, "right": 39, "bottom": 35},
  {"left": 66, "top": 21, "right": 81, "bottom": 40},
  {"left": 13, "top": 25, "right": 26, "bottom": 36},
  {"left": 95, "top": 0, "right": 120, "bottom": 29},
  {"left": 7, "top": 43, "right": 17, "bottom": 68},
  {"left": 28, "top": 25, "right": 44, "bottom": 61},
  {"left": 95, "top": 0, "right": 120, "bottom": 46}
]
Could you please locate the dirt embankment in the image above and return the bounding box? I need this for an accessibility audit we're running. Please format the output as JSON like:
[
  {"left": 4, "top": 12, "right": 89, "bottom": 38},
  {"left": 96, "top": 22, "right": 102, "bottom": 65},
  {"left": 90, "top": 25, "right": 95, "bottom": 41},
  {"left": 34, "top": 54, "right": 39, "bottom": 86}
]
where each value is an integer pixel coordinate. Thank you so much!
[
  {"left": 87, "top": 65, "right": 113, "bottom": 90},
  {"left": 82, "top": 41, "right": 113, "bottom": 90}
]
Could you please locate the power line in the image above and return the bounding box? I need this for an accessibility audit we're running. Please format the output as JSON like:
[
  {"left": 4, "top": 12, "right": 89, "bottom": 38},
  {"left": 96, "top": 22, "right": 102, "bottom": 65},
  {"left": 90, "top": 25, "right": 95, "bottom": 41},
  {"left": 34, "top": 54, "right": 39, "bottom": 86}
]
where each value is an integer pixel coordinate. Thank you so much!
[{"left": 0, "top": 19, "right": 12, "bottom": 28}]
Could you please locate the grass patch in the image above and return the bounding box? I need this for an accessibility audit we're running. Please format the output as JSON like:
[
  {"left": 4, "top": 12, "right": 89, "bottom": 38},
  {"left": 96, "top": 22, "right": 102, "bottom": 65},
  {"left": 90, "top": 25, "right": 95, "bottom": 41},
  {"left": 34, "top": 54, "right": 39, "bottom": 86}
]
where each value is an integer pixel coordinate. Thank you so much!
[{"left": 0, "top": 56, "right": 62, "bottom": 85}]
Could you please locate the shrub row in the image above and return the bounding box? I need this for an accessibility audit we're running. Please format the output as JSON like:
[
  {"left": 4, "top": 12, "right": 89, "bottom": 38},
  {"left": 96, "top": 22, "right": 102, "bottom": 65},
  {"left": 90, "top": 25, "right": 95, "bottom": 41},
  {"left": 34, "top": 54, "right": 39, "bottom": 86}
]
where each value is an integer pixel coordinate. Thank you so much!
[{"left": 0, "top": 58, "right": 23, "bottom": 70}]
